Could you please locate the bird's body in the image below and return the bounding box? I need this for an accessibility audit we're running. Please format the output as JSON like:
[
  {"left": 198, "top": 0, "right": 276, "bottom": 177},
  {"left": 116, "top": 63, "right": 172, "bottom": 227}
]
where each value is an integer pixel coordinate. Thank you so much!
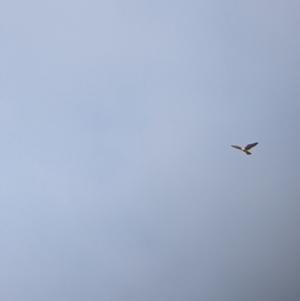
[{"left": 231, "top": 142, "right": 258, "bottom": 155}]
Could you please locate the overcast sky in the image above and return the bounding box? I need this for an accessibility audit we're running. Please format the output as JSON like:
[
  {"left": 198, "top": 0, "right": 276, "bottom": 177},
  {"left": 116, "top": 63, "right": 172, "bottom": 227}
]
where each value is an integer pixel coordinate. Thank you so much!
[{"left": 1, "top": 1, "right": 300, "bottom": 300}]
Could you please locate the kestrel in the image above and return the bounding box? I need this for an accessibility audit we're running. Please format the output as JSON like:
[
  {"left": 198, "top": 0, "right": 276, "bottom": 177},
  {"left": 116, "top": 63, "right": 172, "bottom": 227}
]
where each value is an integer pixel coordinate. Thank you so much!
[{"left": 231, "top": 142, "right": 258, "bottom": 155}]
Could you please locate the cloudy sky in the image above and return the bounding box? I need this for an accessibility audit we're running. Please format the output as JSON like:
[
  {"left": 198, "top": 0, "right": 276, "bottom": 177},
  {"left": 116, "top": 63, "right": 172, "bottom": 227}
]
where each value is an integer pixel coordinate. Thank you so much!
[{"left": 1, "top": 0, "right": 300, "bottom": 300}]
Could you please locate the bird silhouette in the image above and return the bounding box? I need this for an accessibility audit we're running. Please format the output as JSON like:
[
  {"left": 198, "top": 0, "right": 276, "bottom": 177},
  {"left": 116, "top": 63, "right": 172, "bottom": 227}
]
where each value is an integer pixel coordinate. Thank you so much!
[{"left": 231, "top": 142, "right": 258, "bottom": 155}]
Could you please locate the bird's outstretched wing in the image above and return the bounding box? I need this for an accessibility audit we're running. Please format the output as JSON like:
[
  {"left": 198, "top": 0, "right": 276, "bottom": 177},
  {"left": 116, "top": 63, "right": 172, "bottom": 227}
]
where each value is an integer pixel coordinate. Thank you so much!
[
  {"left": 231, "top": 145, "right": 242, "bottom": 150},
  {"left": 245, "top": 142, "right": 258, "bottom": 150}
]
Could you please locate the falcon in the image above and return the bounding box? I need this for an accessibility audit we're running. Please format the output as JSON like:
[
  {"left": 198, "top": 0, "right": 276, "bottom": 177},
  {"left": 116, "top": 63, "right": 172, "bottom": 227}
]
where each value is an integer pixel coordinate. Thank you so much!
[{"left": 231, "top": 142, "right": 258, "bottom": 155}]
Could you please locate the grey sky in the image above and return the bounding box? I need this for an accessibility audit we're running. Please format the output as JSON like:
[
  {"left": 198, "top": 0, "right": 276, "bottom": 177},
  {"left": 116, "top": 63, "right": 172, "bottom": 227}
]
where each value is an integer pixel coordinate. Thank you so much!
[{"left": 1, "top": 1, "right": 300, "bottom": 300}]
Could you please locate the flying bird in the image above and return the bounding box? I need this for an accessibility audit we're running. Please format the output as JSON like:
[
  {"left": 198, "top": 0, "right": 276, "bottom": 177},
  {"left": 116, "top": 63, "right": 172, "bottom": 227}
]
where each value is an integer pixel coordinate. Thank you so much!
[{"left": 231, "top": 142, "right": 258, "bottom": 155}]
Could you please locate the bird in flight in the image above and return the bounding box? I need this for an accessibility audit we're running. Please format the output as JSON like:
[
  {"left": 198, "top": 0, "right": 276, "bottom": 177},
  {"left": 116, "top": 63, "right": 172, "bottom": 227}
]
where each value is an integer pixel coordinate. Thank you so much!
[{"left": 231, "top": 142, "right": 258, "bottom": 155}]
